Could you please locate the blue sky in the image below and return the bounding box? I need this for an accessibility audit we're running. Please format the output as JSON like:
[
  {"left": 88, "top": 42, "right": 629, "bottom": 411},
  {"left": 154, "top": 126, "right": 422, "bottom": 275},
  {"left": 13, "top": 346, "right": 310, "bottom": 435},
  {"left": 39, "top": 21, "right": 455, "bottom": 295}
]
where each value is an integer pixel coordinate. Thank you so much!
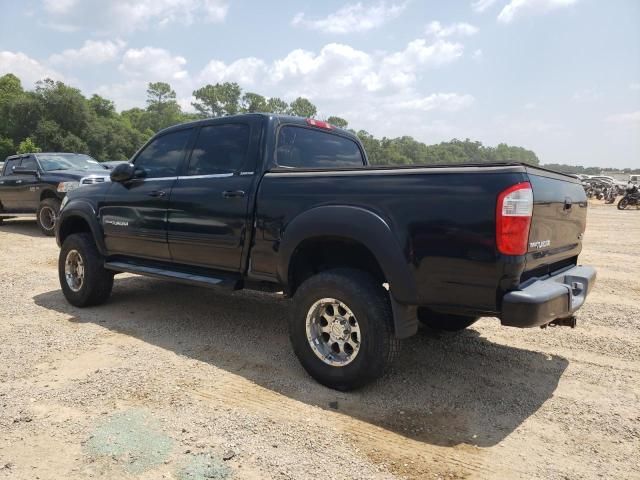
[{"left": 0, "top": 0, "right": 639, "bottom": 168}]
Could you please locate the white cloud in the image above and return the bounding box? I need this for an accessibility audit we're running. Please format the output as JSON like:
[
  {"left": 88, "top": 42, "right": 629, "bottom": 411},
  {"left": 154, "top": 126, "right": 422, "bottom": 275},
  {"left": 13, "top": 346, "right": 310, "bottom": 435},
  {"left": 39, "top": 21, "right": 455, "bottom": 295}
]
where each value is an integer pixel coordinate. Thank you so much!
[
  {"left": 498, "top": 0, "right": 579, "bottom": 23},
  {"left": 605, "top": 111, "right": 640, "bottom": 125},
  {"left": 630, "top": 82, "right": 640, "bottom": 91},
  {"left": 291, "top": 1, "right": 406, "bottom": 34},
  {"left": 40, "top": 0, "right": 228, "bottom": 33},
  {"left": 118, "top": 47, "right": 188, "bottom": 81},
  {"left": 472, "top": 48, "right": 484, "bottom": 61},
  {"left": 472, "top": 0, "right": 499, "bottom": 12},
  {"left": 88, "top": 37, "right": 473, "bottom": 140},
  {"left": 49, "top": 40, "right": 126, "bottom": 66},
  {"left": 396, "top": 93, "right": 475, "bottom": 112},
  {"left": 198, "top": 57, "right": 267, "bottom": 89},
  {"left": 0, "top": 51, "right": 63, "bottom": 86},
  {"left": 524, "top": 102, "right": 537, "bottom": 109},
  {"left": 425, "top": 21, "right": 479, "bottom": 38}
]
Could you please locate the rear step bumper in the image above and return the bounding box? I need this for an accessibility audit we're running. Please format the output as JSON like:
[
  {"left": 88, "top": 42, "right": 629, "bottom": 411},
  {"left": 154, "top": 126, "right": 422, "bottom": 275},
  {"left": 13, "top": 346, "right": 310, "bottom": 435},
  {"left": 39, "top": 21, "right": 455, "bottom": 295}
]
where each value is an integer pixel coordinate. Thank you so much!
[{"left": 501, "top": 265, "right": 596, "bottom": 328}]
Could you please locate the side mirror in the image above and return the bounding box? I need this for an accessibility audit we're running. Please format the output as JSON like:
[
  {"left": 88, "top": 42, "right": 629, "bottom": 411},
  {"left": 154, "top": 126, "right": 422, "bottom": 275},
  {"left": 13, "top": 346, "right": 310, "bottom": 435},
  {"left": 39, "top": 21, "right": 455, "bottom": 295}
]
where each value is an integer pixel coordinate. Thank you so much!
[
  {"left": 14, "top": 167, "right": 38, "bottom": 176},
  {"left": 110, "top": 163, "right": 135, "bottom": 183}
]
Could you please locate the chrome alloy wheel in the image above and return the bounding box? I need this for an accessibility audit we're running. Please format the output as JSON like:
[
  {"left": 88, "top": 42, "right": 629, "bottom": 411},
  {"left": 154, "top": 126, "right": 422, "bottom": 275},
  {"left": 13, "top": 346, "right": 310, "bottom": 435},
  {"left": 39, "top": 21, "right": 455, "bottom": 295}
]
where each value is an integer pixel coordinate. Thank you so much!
[
  {"left": 39, "top": 206, "right": 56, "bottom": 231},
  {"left": 305, "top": 298, "right": 361, "bottom": 366},
  {"left": 64, "top": 249, "right": 85, "bottom": 292}
]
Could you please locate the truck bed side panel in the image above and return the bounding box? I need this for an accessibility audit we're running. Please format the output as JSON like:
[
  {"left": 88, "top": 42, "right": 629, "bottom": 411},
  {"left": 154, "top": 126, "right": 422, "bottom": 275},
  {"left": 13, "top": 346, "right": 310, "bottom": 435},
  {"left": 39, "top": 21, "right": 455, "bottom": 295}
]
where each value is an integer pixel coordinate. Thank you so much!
[{"left": 252, "top": 168, "right": 526, "bottom": 313}]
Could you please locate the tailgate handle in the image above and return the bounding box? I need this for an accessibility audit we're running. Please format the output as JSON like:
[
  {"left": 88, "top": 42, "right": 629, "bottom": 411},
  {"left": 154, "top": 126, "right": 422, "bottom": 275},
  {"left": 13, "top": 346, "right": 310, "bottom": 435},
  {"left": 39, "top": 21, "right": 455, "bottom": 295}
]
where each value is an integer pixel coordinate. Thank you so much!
[{"left": 563, "top": 197, "right": 572, "bottom": 210}]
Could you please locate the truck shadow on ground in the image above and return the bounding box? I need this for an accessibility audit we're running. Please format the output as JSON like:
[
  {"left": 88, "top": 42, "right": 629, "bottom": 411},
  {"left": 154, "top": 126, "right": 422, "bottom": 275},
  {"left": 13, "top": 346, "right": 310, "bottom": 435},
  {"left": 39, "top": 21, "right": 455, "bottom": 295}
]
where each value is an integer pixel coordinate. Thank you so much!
[
  {"left": 0, "top": 219, "right": 43, "bottom": 238},
  {"left": 34, "top": 276, "right": 568, "bottom": 449}
]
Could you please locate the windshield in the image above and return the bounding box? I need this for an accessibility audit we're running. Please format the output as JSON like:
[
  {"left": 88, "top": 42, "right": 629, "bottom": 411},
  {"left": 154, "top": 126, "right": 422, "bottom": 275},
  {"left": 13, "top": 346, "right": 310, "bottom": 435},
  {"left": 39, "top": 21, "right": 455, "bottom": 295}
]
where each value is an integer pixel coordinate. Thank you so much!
[{"left": 37, "top": 154, "right": 106, "bottom": 171}]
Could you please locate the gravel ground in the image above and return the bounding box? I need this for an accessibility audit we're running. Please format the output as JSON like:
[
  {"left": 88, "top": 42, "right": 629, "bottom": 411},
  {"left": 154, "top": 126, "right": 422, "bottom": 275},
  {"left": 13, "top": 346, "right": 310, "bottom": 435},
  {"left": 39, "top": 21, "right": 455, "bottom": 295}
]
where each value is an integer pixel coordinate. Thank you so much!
[{"left": 0, "top": 202, "right": 639, "bottom": 479}]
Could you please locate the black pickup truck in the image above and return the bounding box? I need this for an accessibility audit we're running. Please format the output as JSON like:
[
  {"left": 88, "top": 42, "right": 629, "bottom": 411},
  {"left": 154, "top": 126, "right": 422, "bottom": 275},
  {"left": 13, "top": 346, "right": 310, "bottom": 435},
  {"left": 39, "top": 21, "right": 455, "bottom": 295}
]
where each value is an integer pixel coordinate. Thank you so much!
[
  {"left": 55, "top": 114, "right": 596, "bottom": 390},
  {"left": 0, "top": 153, "right": 109, "bottom": 235}
]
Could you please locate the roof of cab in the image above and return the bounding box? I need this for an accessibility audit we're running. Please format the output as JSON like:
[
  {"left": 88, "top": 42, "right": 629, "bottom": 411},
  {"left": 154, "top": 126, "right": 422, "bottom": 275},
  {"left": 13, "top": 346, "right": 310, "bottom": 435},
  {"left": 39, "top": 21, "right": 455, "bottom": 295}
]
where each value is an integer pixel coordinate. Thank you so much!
[{"left": 156, "top": 113, "right": 357, "bottom": 140}]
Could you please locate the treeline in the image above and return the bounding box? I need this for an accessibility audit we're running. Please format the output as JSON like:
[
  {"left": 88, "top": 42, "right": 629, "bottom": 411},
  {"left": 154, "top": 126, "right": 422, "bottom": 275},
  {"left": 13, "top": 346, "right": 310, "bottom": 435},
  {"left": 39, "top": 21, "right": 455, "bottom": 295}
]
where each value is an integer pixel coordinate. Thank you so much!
[
  {"left": 0, "top": 72, "right": 539, "bottom": 166},
  {"left": 542, "top": 163, "right": 640, "bottom": 175}
]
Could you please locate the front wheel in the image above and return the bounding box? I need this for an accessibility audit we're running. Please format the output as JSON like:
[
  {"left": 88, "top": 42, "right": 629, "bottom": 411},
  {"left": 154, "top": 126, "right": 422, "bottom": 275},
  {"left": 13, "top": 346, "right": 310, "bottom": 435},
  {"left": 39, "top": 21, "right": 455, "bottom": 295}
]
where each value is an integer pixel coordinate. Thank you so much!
[
  {"left": 37, "top": 198, "right": 61, "bottom": 236},
  {"left": 59, "top": 233, "right": 114, "bottom": 307},
  {"left": 289, "top": 269, "right": 399, "bottom": 391},
  {"left": 418, "top": 308, "right": 478, "bottom": 332},
  {"left": 617, "top": 197, "right": 629, "bottom": 210}
]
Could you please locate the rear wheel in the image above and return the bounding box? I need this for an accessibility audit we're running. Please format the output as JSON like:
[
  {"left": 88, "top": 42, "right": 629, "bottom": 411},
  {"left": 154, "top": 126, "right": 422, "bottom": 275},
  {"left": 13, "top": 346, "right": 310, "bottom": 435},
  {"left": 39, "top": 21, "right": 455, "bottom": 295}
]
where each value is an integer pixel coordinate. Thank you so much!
[
  {"left": 617, "top": 198, "right": 629, "bottom": 210},
  {"left": 289, "top": 268, "right": 399, "bottom": 391},
  {"left": 418, "top": 308, "right": 478, "bottom": 332},
  {"left": 37, "top": 198, "right": 61, "bottom": 236},
  {"left": 59, "top": 233, "right": 113, "bottom": 307}
]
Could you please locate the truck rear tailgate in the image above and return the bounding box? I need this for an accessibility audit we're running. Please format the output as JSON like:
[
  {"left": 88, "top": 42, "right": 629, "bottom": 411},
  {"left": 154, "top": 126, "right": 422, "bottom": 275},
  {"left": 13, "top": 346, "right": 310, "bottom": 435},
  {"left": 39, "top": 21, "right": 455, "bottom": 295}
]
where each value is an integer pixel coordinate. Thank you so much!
[{"left": 523, "top": 167, "right": 588, "bottom": 280}]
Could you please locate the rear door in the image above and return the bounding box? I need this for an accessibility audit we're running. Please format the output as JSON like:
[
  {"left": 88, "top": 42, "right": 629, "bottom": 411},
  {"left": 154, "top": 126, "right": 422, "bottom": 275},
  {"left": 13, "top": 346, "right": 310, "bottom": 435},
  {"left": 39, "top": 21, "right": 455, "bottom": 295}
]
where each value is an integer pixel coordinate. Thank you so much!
[
  {"left": 167, "top": 119, "right": 260, "bottom": 271},
  {"left": 525, "top": 168, "right": 588, "bottom": 275}
]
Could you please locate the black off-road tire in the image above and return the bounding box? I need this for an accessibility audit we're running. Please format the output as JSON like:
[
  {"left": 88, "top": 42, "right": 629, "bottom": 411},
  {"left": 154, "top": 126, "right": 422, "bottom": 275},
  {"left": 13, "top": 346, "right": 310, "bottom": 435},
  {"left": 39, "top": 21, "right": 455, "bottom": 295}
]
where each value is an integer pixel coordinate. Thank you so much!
[
  {"left": 59, "top": 233, "right": 113, "bottom": 307},
  {"left": 418, "top": 308, "right": 479, "bottom": 332},
  {"left": 289, "top": 268, "right": 400, "bottom": 391},
  {"left": 36, "top": 198, "right": 61, "bottom": 236}
]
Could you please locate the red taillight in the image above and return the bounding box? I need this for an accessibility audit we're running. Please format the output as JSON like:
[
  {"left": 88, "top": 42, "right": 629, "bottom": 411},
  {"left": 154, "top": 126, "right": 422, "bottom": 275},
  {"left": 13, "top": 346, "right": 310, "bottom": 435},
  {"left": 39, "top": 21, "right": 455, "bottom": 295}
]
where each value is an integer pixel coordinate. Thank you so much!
[
  {"left": 496, "top": 182, "right": 533, "bottom": 255},
  {"left": 306, "top": 118, "right": 333, "bottom": 130}
]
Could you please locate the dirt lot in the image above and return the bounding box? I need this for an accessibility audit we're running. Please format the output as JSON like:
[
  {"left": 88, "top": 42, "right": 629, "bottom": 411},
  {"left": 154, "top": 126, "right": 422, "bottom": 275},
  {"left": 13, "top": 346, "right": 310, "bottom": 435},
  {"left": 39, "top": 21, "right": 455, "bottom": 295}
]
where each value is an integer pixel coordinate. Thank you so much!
[{"left": 0, "top": 203, "right": 638, "bottom": 479}]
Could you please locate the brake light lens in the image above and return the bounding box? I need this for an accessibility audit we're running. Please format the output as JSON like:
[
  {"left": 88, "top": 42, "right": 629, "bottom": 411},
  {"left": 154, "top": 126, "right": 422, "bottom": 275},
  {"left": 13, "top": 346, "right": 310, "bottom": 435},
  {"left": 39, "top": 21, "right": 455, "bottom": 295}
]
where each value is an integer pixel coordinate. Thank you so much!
[
  {"left": 306, "top": 118, "right": 333, "bottom": 130},
  {"left": 496, "top": 182, "right": 533, "bottom": 255}
]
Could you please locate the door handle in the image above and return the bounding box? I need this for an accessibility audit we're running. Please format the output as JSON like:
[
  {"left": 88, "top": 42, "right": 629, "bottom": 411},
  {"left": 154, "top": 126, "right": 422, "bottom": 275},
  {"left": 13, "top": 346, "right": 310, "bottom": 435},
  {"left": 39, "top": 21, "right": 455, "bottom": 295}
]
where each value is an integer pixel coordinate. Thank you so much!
[
  {"left": 148, "top": 190, "right": 166, "bottom": 197},
  {"left": 222, "top": 190, "right": 246, "bottom": 198},
  {"left": 15, "top": 180, "right": 22, "bottom": 184}
]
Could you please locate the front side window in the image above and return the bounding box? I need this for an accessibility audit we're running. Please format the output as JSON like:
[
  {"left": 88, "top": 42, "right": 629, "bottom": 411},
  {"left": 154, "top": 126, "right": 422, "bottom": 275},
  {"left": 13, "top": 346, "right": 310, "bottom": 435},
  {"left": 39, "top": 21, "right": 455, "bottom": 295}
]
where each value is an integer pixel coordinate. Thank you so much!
[
  {"left": 38, "top": 154, "right": 103, "bottom": 172},
  {"left": 20, "top": 157, "right": 38, "bottom": 170},
  {"left": 187, "top": 124, "right": 250, "bottom": 176},
  {"left": 276, "top": 126, "right": 365, "bottom": 168},
  {"left": 134, "top": 129, "right": 192, "bottom": 178}
]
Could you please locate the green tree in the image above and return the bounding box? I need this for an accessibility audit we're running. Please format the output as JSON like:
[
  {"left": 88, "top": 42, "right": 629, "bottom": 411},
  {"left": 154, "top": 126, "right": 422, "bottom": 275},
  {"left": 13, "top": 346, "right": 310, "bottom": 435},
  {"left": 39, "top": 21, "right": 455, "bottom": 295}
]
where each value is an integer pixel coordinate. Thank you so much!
[
  {"left": 241, "top": 92, "right": 268, "bottom": 113},
  {"left": 266, "top": 97, "right": 289, "bottom": 114},
  {"left": 327, "top": 116, "right": 348, "bottom": 128},
  {"left": 288, "top": 97, "right": 317, "bottom": 118},
  {"left": 17, "top": 137, "right": 41, "bottom": 154},
  {"left": 0, "top": 137, "right": 14, "bottom": 159},
  {"left": 145, "top": 82, "right": 182, "bottom": 131},
  {"left": 88, "top": 94, "right": 116, "bottom": 118},
  {"left": 192, "top": 82, "right": 242, "bottom": 117}
]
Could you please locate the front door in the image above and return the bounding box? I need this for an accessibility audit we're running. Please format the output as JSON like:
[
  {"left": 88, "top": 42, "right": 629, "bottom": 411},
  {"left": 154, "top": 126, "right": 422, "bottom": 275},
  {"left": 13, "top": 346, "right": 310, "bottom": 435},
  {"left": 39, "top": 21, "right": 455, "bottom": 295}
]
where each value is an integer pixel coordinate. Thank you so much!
[
  {"left": 168, "top": 121, "right": 259, "bottom": 271},
  {"left": 101, "top": 127, "right": 194, "bottom": 261},
  {"left": 13, "top": 156, "right": 42, "bottom": 210}
]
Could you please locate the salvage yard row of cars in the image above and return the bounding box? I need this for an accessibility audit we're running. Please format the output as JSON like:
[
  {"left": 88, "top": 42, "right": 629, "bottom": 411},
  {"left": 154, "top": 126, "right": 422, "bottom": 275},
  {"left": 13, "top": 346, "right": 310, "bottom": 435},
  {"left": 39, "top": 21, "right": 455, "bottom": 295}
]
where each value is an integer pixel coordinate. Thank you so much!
[
  {"left": 0, "top": 154, "right": 125, "bottom": 234},
  {"left": 1, "top": 114, "right": 598, "bottom": 390}
]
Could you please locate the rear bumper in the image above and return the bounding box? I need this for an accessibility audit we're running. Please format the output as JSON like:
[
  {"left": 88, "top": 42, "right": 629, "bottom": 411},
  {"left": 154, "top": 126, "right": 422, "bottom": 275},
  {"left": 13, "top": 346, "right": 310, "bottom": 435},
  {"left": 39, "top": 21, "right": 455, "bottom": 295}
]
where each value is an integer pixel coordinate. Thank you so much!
[{"left": 501, "top": 265, "right": 596, "bottom": 328}]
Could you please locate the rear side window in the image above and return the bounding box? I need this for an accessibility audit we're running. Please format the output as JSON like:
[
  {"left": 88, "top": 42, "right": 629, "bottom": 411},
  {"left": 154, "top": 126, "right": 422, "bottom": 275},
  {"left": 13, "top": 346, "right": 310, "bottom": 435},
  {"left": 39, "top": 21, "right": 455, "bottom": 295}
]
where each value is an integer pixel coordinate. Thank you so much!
[
  {"left": 276, "top": 126, "right": 364, "bottom": 168},
  {"left": 134, "top": 129, "right": 192, "bottom": 178},
  {"left": 3, "top": 159, "right": 20, "bottom": 175},
  {"left": 187, "top": 124, "right": 250, "bottom": 176}
]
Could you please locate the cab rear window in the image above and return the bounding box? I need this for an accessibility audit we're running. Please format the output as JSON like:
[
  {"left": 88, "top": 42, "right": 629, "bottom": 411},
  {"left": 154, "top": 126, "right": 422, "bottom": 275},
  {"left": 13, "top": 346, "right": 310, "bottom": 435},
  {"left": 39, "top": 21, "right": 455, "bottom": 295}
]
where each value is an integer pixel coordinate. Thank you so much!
[{"left": 276, "top": 126, "right": 364, "bottom": 168}]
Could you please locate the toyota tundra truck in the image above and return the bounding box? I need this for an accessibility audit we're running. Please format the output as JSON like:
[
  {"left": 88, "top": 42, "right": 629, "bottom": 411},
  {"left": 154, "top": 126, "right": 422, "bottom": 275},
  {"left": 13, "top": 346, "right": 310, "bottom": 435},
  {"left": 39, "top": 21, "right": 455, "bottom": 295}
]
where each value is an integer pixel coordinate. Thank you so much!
[{"left": 55, "top": 114, "right": 596, "bottom": 390}]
